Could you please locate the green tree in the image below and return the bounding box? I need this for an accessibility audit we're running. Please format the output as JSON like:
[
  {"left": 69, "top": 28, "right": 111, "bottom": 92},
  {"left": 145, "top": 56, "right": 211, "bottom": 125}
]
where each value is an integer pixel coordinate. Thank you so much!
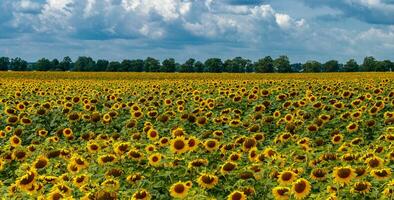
[
  {"left": 129, "top": 59, "right": 144, "bottom": 72},
  {"left": 291, "top": 63, "right": 302, "bottom": 72},
  {"left": 204, "top": 58, "right": 223, "bottom": 72},
  {"left": 362, "top": 56, "right": 376, "bottom": 71},
  {"left": 106, "top": 61, "right": 121, "bottom": 72},
  {"left": 343, "top": 59, "right": 359, "bottom": 72},
  {"left": 96, "top": 59, "right": 109, "bottom": 71},
  {"left": 194, "top": 61, "right": 205, "bottom": 72},
  {"left": 34, "top": 58, "right": 51, "bottom": 71},
  {"left": 74, "top": 56, "right": 95, "bottom": 71},
  {"left": 9, "top": 57, "right": 28, "bottom": 71},
  {"left": 50, "top": 59, "right": 59, "bottom": 70},
  {"left": 179, "top": 58, "right": 195, "bottom": 72},
  {"left": 161, "top": 58, "right": 177, "bottom": 72},
  {"left": 302, "top": 60, "right": 322, "bottom": 72},
  {"left": 58, "top": 56, "right": 73, "bottom": 71},
  {"left": 323, "top": 60, "right": 339, "bottom": 72},
  {"left": 274, "top": 55, "right": 291, "bottom": 73},
  {"left": 375, "top": 60, "right": 392, "bottom": 72},
  {"left": 144, "top": 57, "right": 160, "bottom": 72},
  {"left": 255, "top": 56, "right": 274, "bottom": 73},
  {"left": 0, "top": 57, "right": 10, "bottom": 70}
]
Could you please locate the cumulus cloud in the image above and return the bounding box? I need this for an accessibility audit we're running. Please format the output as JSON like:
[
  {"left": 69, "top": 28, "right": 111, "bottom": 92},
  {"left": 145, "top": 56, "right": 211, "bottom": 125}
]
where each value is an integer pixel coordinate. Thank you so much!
[
  {"left": 301, "top": 0, "right": 394, "bottom": 24},
  {"left": 0, "top": 0, "right": 393, "bottom": 63}
]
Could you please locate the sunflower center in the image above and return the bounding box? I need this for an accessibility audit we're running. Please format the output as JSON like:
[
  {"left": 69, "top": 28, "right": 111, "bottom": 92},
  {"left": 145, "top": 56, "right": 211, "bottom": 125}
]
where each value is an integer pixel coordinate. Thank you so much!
[
  {"left": 281, "top": 172, "right": 293, "bottom": 181},
  {"left": 368, "top": 158, "right": 380, "bottom": 168},
  {"left": 174, "top": 184, "right": 185, "bottom": 193},
  {"left": 337, "top": 168, "right": 351, "bottom": 178},
  {"left": 174, "top": 140, "right": 185, "bottom": 150},
  {"left": 202, "top": 175, "right": 214, "bottom": 184},
  {"left": 354, "top": 183, "right": 368, "bottom": 191},
  {"left": 231, "top": 192, "right": 243, "bottom": 200},
  {"left": 294, "top": 181, "right": 307, "bottom": 193}
]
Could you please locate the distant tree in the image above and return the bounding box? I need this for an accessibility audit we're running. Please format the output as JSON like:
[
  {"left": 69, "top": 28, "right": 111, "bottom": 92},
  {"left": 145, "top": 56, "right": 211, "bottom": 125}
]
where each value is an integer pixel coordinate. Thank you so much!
[
  {"left": 245, "top": 59, "right": 254, "bottom": 72},
  {"left": 106, "top": 61, "right": 121, "bottom": 72},
  {"left": 375, "top": 60, "right": 392, "bottom": 72},
  {"left": 362, "top": 56, "right": 376, "bottom": 72},
  {"left": 194, "top": 61, "right": 205, "bottom": 72},
  {"left": 129, "top": 59, "right": 144, "bottom": 72},
  {"left": 255, "top": 56, "right": 274, "bottom": 73},
  {"left": 323, "top": 60, "right": 339, "bottom": 72},
  {"left": 96, "top": 59, "right": 109, "bottom": 71},
  {"left": 34, "top": 58, "right": 51, "bottom": 71},
  {"left": 302, "top": 60, "right": 322, "bottom": 72},
  {"left": 50, "top": 59, "right": 59, "bottom": 70},
  {"left": 0, "top": 57, "right": 10, "bottom": 70},
  {"left": 204, "top": 58, "right": 223, "bottom": 72},
  {"left": 58, "top": 56, "right": 73, "bottom": 71},
  {"left": 144, "top": 57, "right": 160, "bottom": 72},
  {"left": 74, "top": 56, "right": 95, "bottom": 71},
  {"left": 274, "top": 55, "right": 291, "bottom": 73},
  {"left": 343, "top": 59, "right": 359, "bottom": 72},
  {"left": 179, "top": 58, "right": 195, "bottom": 72},
  {"left": 224, "top": 57, "right": 251, "bottom": 73},
  {"left": 291, "top": 63, "right": 302, "bottom": 72},
  {"left": 9, "top": 57, "right": 28, "bottom": 71},
  {"left": 161, "top": 58, "right": 177, "bottom": 72}
]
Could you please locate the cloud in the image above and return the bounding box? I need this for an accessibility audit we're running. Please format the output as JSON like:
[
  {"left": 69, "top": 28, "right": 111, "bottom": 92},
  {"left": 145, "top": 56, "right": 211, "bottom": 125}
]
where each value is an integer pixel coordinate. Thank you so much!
[
  {"left": 0, "top": 0, "right": 393, "bottom": 63},
  {"left": 301, "top": 0, "right": 394, "bottom": 24}
]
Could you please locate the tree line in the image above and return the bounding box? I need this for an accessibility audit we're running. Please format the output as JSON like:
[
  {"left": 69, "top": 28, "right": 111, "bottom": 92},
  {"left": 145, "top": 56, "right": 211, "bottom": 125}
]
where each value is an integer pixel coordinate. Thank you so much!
[{"left": 0, "top": 55, "right": 392, "bottom": 73}]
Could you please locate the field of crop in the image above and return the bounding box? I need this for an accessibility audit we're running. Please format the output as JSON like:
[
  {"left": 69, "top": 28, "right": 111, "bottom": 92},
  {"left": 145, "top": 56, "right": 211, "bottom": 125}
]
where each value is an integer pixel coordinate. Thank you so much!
[{"left": 0, "top": 72, "right": 393, "bottom": 200}]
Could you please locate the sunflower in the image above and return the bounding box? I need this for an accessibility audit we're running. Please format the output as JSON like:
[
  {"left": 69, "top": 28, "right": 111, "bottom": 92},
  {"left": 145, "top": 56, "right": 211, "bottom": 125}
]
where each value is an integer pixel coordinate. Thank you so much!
[
  {"left": 370, "top": 168, "right": 391, "bottom": 180},
  {"left": 145, "top": 144, "right": 156, "bottom": 153},
  {"left": 170, "top": 136, "right": 188, "bottom": 154},
  {"left": 333, "top": 166, "right": 356, "bottom": 185},
  {"left": 10, "top": 135, "right": 21, "bottom": 147},
  {"left": 128, "top": 149, "right": 144, "bottom": 161},
  {"left": 0, "top": 130, "right": 6, "bottom": 138},
  {"left": 73, "top": 174, "right": 89, "bottom": 188},
  {"left": 278, "top": 171, "right": 298, "bottom": 185},
  {"left": 87, "top": 142, "right": 100, "bottom": 153},
  {"left": 197, "top": 173, "right": 219, "bottom": 189},
  {"left": 204, "top": 139, "right": 219, "bottom": 152},
  {"left": 17, "top": 169, "right": 37, "bottom": 190},
  {"left": 227, "top": 190, "right": 246, "bottom": 200},
  {"left": 220, "top": 161, "right": 237, "bottom": 175},
  {"left": 72, "top": 156, "right": 89, "bottom": 170},
  {"left": 242, "top": 138, "right": 257, "bottom": 151},
  {"left": 159, "top": 137, "right": 170, "bottom": 147},
  {"left": 101, "top": 178, "right": 120, "bottom": 190},
  {"left": 33, "top": 156, "right": 49, "bottom": 169},
  {"left": 346, "top": 123, "right": 359, "bottom": 133},
  {"left": 365, "top": 156, "right": 384, "bottom": 169},
  {"left": 188, "top": 158, "right": 208, "bottom": 169},
  {"left": 126, "top": 173, "right": 145, "bottom": 184},
  {"left": 351, "top": 181, "right": 371, "bottom": 194},
  {"left": 291, "top": 178, "right": 311, "bottom": 199},
  {"left": 62, "top": 128, "right": 73, "bottom": 138},
  {"left": 147, "top": 129, "right": 159, "bottom": 141},
  {"left": 310, "top": 168, "right": 327, "bottom": 181},
  {"left": 114, "top": 142, "right": 130, "bottom": 155},
  {"left": 97, "top": 154, "right": 117, "bottom": 165},
  {"left": 148, "top": 153, "right": 163, "bottom": 167},
  {"left": 186, "top": 136, "right": 199, "bottom": 151},
  {"left": 132, "top": 189, "right": 151, "bottom": 200},
  {"left": 169, "top": 182, "right": 189, "bottom": 199},
  {"left": 272, "top": 186, "right": 290, "bottom": 200},
  {"left": 171, "top": 127, "right": 186, "bottom": 137}
]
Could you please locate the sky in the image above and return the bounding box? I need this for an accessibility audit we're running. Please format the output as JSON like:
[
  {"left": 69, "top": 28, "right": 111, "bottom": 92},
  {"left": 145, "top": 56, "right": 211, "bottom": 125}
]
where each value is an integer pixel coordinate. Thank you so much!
[{"left": 1, "top": 0, "right": 394, "bottom": 63}]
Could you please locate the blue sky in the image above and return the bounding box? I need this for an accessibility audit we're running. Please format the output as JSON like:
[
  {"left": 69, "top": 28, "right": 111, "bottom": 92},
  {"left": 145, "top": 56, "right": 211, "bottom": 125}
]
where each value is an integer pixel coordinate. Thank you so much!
[{"left": 1, "top": 0, "right": 394, "bottom": 63}]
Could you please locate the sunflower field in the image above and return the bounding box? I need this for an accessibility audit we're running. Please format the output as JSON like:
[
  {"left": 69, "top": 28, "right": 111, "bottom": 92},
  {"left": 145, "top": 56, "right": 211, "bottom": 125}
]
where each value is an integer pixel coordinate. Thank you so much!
[{"left": 0, "top": 72, "right": 393, "bottom": 200}]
